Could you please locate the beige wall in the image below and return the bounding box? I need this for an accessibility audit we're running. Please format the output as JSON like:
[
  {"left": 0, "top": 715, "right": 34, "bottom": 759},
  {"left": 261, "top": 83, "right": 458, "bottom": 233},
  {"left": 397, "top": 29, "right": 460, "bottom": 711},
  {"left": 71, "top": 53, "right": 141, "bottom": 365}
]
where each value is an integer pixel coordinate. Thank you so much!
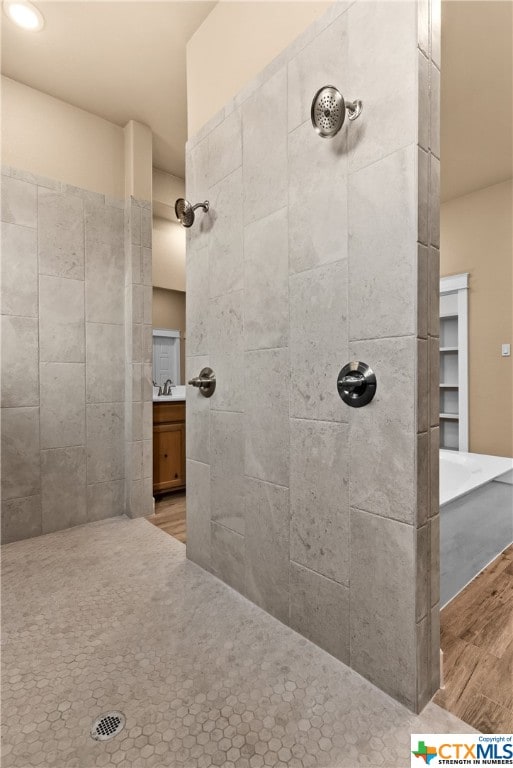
[
  {"left": 152, "top": 167, "right": 184, "bottom": 220},
  {"left": 124, "top": 120, "right": 153, "bottom": 201},
  {"left": 441, "top": 179, "right": 513, "bottom": 457},
  {"left": 152, "top": 288, "right": 186, "bottom": 384},
  {"left": 1, "top": 77, "right": 125, "bottom": 198},
  {"left": 152, "top": 216, "right": 186, "bottom": 292},
  {"left": 186, "top": 0, "right": 331, "bottom": 137}
]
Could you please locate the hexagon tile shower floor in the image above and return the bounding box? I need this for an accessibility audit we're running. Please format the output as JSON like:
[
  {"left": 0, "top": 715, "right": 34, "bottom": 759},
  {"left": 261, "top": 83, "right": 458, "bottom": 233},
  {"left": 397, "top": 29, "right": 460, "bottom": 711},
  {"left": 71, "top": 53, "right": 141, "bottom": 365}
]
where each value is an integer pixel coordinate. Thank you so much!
[{"left": 1, "top": 517, "right": 472, "bottom": 768}]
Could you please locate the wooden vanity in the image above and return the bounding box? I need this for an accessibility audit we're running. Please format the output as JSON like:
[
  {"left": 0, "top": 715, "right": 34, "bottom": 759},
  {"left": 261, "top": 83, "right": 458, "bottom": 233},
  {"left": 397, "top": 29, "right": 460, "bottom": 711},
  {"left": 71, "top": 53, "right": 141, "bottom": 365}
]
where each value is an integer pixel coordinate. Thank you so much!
[{"left": 153, "top": 401, "right": 185, "bottom": 494}]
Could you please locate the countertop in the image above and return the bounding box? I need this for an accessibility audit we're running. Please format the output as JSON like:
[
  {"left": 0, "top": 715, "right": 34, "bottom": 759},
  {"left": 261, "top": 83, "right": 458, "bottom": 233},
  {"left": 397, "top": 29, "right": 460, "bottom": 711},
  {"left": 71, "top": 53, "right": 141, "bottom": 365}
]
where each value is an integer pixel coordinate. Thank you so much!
[{"left": 153, "top": 385, "right": 186, "bottom": 403}]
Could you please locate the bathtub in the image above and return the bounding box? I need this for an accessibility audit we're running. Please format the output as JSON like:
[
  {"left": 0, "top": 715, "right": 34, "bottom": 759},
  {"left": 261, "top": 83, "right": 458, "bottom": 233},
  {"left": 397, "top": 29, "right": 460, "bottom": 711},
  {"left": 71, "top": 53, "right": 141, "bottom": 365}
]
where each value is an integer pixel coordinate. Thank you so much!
[{"left": 440, "top": 449, "right": 513, "bottom": 506}]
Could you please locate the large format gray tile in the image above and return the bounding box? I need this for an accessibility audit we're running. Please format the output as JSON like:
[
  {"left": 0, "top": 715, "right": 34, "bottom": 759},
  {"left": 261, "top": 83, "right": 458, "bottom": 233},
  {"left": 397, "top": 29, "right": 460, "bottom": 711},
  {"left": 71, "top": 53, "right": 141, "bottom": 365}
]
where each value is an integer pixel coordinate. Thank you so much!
[
  {"left": 210, "top": 410, "right": 244, "bottom": 535},
  {"left": 87, "top": 480, "right": 125, "bottom": 522},
  {"left": 209, "top": 291, "right": 244, "bottom": 412},
  {"left": 244, "top": 207, "right": 288, "bottom": 351},
  {"left": 417, "top": 431, "right": 429, "bottom": 527},
  {"left": 288, "top": 120, "right": 348, "bottom": 275},
  {"left": 186, "top": 245, "right": 209, "bottom": 356},
  {"left": 429, "top": 155, "right": 440, "bottom": 248},
  {"left": 430, "top": 63, "right": 441, "bottom": 159},
  {"left": 288, "top": 11, "right": 348, "bottom": 132},
  {"left": 38, "top": 188, "right": 85, "bottom": 279},
  {"left": 86, "top": 403, "right": 124, "bottom": 483},
  {"left": 1, "top": 223, "right": 38, "bottom": 317},
  {"left": 244, "top": 477, "right": 290, "bottom": 622},
  {"left": 85, "top": 322, "right": 124, "bottom": 403},
  {"left": 418, "top": 50, "right": 430, "bottom": 153},
  {"left": 185, "top": 356, "right": 210, "bottom": 464},
  {"left": 348, "top": 144, "right": 417, "bottom": 340},
  {"left": 430, "top": 426, "right": 440, "bottom": 519},
  {"left": 141, "top": 207, "right": 152, "bottom": 249},
  {"left": 418, "top": 147, "right": 429, "bottom": 246},
  {"left": 1, "top": 176, "right": 36, "bottom": 228},
  {"left": 349, "top": 337, "right": 416, "bottom": 523},
  {"left": 85, "top": 197, "right": 124, "bottom": 249},
  {"left": 185, "top": 140, "right": 212, "bottom": 253},
  {"left": 350, "top": 508, "right": 416, "bottom": 709},
  {"left": 418, "top": 338, "right": 428, "bottom": 434},
  {"left": 290, "top": 419, "right": 349, "bottom": 585},
  {"left": 429, "top": 335, "right": 439, "bottom": 428},
  {"left": 186, "top": 459, "right": 211, "bottom": 571},
  {"left": 129, "top": 201, "right": 141, "bottom": 247},
  {"left": 347, "top": 0, "right": 417, "bottom": 173},
  {"left": 41, "top": 447, "right": 87, "bottom": 534},
  {"left": 244, "top": 349, "right": 289, "bottom": 487},
  {"left": 186, "top": 135, "right": 210, "bottom": 211},
  {"left": 242, "top": 67, "right": 287, "bottom": 225},
  {"left": 85, "top": 240, "right": 124, "bottom": 325},
  {"left": 430, "top": 514, "right": 440, "bottom": 608},
  {"left": 1, "top": 315, "right": 39, "bottom": 407},
  {"left": 209, "top": 167, "right": 243, "bottom": 298},
  {"left": 211, "top": 521, "right": 245, "bottom": 594},
  {"left": 290, "top": 562, "right": 350, "bottom": 663},
  {"left": 39, "top": 275, "right": 85, "bottom": 363},
  {"left": 0, "top": 407, "right": 40, "bottom": 500},
  {"left": 417, "top": 243, "right": 428, "bottom": 339},
  {"left": 1, "top": 495, "right": 42, "bottom": 544},
  {"left": 208, "top": 108, "right": 242, "bottom": 187},
  {"left": 40, "top": 363, "right": 85, "bottom": 449},
  {"left": 416, "top": 524, "right": 429, "bottom": 622},
  {"left": 428, "top": 246, "right": 440, "bottom": 338},
  {"left": 290, "top": 261, "right": 348, "bottom": 422}
]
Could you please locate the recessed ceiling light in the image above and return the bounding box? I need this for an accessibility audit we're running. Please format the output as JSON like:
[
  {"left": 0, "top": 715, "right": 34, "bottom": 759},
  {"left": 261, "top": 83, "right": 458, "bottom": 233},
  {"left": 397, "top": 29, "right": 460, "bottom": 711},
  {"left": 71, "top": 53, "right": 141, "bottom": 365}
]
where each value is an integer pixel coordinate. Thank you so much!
[{"left": 3, "top": 1, "right": 44, "bottom": 31}]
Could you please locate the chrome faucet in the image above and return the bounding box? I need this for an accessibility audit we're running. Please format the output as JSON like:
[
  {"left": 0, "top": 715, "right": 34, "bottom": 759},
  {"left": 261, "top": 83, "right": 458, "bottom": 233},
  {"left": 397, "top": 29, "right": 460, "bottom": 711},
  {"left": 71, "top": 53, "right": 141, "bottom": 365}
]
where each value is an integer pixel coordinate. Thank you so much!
[{"left": 162, "top": 379, "right": 174, "bottom": 396}]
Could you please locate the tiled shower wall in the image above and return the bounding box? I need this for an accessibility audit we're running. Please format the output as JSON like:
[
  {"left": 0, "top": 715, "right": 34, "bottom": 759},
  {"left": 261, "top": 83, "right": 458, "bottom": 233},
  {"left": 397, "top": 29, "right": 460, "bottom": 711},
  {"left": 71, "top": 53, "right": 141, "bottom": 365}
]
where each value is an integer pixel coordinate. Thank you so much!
[
  {"left": 1, "top": 168, "right": 153, "bottom": 541},
  {"left": 124, "top": 198, "right": 154, "bottom": 519},
  {"left": 186, "top": 0, "right": 440, "bottom": 712}
]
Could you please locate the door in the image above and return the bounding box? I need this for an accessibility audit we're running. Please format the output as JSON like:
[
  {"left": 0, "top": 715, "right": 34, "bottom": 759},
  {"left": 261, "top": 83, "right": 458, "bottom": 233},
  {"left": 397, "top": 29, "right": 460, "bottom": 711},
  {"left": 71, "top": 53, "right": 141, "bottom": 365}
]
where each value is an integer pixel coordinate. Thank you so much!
[{"left": 152, "top": 329, "right": 181, "bottom": 390}]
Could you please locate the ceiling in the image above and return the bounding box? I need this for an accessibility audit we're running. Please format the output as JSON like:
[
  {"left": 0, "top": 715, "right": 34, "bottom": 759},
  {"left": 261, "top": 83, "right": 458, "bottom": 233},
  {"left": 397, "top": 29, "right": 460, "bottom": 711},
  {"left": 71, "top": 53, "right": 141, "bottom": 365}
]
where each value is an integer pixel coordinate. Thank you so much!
[
  {"left": 1, "top": 1, "right": 215, "bottom": 178},
  {"left": 441, "top": 0, "right": 512, "bottom": 201},
  {"left": 2, "top": 0, "right": 512, "bottom": 198}
]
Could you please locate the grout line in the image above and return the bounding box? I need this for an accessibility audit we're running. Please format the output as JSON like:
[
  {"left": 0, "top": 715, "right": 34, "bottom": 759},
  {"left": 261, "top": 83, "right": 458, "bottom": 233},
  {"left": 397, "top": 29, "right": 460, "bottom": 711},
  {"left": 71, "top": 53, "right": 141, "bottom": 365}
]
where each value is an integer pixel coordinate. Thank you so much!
[
  {"left": 289, "top": 558, "right": 350, "bottom": 591},
  {"left": 351, "top": 504, "right": 416, "bottom": 529}
]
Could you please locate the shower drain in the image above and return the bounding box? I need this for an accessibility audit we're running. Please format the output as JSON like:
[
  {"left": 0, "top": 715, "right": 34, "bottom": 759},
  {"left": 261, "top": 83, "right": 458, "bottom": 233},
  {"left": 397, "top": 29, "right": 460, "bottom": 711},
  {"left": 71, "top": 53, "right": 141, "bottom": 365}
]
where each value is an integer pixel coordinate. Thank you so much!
[{"left": 90, "top": 711, "right": 125, "bottom": 741}]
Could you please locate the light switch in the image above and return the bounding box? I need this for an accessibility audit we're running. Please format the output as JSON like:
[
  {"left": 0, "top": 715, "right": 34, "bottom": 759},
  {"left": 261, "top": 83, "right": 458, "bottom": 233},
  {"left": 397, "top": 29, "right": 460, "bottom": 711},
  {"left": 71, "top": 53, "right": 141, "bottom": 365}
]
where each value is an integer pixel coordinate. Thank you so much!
[{"left": 502, "top": 344, "right": 511, "bottom": 357}]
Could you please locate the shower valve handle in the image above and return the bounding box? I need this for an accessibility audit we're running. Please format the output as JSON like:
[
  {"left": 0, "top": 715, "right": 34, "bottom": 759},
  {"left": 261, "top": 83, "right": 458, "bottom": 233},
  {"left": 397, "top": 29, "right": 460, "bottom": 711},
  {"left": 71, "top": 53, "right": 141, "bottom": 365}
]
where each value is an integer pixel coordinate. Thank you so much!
[
  {"left": 337, "top": 373, "right": 364, "bottom": 390},
  {"left": 188, "top": 367, "right": 216, "bottom": 398},
  {"left": 337, "top": 362, "right": 377, "bottom": 408}
]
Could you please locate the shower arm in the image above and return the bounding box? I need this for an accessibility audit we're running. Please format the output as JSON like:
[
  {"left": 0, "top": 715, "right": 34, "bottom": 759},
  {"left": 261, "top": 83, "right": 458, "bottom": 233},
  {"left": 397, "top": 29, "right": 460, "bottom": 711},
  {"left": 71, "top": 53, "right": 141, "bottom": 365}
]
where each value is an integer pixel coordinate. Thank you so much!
[{"left": 191, "top": 201, "right": 209, "bottom": 213}]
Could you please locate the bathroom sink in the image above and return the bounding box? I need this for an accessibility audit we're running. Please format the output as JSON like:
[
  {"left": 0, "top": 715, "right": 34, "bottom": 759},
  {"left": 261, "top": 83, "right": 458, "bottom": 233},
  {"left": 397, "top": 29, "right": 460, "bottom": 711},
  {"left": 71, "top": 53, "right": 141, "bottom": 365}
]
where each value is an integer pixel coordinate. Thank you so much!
[{"left": 154, "top": 385, "right": 186, "bottom": 402}]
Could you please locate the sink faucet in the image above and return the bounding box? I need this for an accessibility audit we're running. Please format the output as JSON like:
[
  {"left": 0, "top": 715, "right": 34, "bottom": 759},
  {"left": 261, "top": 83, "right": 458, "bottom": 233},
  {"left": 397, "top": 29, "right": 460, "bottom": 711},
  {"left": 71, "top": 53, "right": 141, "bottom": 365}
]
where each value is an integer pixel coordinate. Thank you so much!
[{"left": 162, "top": 379, "right": 174, "bottom": 396}]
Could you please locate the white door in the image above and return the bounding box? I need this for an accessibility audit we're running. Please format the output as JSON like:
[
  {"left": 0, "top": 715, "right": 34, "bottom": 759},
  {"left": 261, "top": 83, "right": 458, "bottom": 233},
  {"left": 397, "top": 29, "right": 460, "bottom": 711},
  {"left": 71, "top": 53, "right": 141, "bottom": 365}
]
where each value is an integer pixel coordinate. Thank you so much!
[{"left": 152, "top": 330, "right": 180, "bottom": 388}]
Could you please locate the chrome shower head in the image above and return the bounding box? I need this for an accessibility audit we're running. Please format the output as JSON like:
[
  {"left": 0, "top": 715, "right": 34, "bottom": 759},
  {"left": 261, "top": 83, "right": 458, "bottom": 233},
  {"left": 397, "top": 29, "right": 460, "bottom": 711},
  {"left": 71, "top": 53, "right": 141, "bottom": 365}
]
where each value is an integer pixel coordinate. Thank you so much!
[
  {"left": 311, "top": 85, "right": 362, "bottom": 138},
  {"left": 174, "top": 198, "right": 209, "bottom": 228}
]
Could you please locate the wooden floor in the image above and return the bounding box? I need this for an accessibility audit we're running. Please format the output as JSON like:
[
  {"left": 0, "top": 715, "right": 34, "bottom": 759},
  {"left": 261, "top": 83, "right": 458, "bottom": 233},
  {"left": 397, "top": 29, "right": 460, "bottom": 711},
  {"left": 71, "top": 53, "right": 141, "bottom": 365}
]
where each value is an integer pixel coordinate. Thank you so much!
[
  {"left": 435, "top": 544, "right": 513, "bottom": 732},
  {"left": 147, "top": 491, "right": 186, "bottom": 543}
]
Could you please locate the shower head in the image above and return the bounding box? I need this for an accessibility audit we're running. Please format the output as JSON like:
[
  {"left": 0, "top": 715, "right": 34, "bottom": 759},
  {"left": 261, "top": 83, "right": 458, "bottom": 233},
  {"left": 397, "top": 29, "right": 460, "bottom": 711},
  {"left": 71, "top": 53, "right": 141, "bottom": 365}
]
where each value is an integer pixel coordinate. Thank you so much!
[
  {"left": 174, "top": 198, "right": 209, "bottom": 228},
  {"left": 311, "top": 85, "right": 362, "bottom": 138}
]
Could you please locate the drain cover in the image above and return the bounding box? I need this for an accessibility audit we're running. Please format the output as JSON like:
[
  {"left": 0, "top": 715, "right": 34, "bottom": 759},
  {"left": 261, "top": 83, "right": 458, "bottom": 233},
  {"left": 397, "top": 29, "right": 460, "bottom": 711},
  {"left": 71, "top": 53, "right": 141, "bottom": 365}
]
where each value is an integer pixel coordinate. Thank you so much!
[{"left": 90, "top": 711, "right": 125, "bottom": 741}]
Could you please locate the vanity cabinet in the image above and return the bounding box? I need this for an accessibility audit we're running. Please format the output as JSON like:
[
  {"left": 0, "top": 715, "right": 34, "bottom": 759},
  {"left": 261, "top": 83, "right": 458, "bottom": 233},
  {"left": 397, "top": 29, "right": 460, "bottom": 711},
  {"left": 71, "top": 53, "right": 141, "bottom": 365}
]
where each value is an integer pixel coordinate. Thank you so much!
[{"left": 153, "top": 402, "right": 186, "bottom": 493}]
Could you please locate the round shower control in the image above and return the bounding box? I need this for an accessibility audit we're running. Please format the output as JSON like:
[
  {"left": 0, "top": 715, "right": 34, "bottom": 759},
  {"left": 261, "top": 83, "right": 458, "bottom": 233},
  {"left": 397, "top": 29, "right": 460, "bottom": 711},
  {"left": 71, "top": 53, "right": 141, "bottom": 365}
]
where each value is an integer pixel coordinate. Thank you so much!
[{"left": 337, "top": 362, "right": 376, "bottom": 408}]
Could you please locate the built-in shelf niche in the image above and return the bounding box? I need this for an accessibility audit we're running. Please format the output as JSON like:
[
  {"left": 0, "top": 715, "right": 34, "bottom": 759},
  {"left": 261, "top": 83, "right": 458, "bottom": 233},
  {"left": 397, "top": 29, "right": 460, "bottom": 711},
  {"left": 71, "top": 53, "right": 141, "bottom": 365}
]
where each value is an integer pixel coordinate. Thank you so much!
[{"left": 439, "top": 274, "right": 469, "bottom": 451}]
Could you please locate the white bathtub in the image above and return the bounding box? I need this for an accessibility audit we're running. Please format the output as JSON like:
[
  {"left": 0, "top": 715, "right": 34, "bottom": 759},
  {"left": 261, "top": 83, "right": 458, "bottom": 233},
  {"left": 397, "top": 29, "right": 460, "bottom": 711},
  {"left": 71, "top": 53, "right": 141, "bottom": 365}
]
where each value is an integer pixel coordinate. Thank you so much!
[{"left": 440, "top": 449, "right": 513, "bottom": 506}]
